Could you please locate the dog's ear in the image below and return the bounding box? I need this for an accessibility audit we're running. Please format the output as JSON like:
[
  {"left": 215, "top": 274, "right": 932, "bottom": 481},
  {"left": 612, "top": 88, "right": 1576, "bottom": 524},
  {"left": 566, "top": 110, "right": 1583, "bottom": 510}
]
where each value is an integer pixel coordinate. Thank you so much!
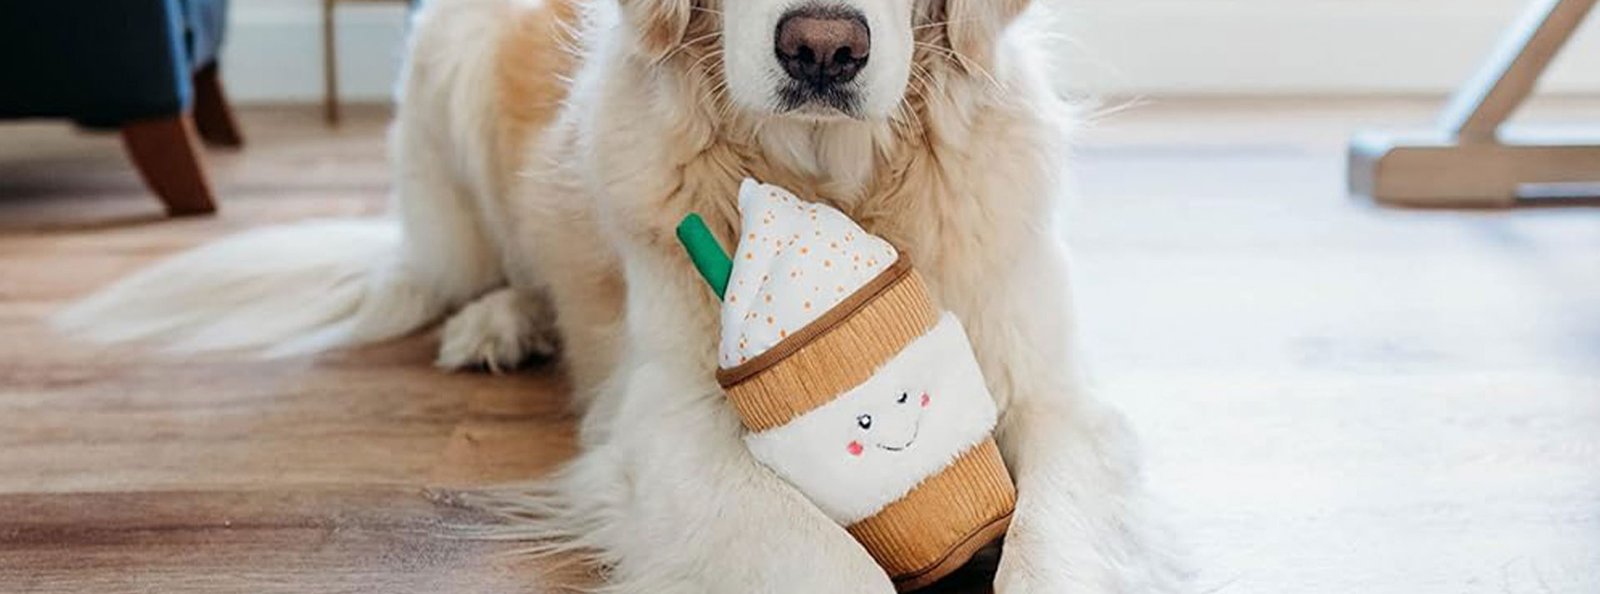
[
  {"left": 619, "top": 0, "right": 693, "bottom": 60},
  {"left": 945, "top": 0, "right": 1030, "bottom": 70}
]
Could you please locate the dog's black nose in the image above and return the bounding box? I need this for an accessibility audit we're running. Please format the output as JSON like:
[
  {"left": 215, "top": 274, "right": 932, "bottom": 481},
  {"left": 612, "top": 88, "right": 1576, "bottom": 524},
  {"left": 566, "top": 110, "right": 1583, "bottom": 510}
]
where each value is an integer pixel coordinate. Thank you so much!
[{"left": 776, "top": 7, "right": 870, "bottom": 88}]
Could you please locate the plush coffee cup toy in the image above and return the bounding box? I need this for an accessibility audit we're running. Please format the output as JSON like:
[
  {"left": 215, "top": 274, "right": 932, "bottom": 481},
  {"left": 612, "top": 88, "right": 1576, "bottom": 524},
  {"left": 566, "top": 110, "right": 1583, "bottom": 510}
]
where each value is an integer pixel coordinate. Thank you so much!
[{"left": 677, "top": 179, "right": 1016, "bottom": 591}]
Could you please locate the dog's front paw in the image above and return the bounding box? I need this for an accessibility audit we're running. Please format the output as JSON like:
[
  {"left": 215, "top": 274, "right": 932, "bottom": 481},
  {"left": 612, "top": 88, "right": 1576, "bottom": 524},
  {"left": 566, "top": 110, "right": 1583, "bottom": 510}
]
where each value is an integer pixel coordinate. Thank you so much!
[
  {"left": 609, "top": 527, "right": 897, "bottom": 594},
  {"left": 993, "top": 508, "right": 1186, "bottom": 594},
  {"left": 603, "top": 540, "right": 895, "bottom": 594},
  {"left": 993, "top": 525, "right": 1077, "bottom": 594}
]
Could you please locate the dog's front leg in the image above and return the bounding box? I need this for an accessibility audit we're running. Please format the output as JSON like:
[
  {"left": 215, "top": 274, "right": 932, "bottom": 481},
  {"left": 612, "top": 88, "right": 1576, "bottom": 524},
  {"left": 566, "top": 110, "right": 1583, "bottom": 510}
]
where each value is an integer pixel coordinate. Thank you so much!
[
  {"left": 586, "top": 245, "right": 895, "bottom": 594},
  {"left": 993, "top": 393, "right": 1185, "bottom": 593},
  {"left": 952, "top": 239, "right": 1186, "bottom": 593}
]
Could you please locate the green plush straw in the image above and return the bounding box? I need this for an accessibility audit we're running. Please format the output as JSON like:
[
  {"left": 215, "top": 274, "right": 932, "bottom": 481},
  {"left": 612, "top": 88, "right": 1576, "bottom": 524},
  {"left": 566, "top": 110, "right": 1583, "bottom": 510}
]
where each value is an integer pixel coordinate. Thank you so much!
[{"left": 676, "top": 214, "right": 732, "bottom": 300}]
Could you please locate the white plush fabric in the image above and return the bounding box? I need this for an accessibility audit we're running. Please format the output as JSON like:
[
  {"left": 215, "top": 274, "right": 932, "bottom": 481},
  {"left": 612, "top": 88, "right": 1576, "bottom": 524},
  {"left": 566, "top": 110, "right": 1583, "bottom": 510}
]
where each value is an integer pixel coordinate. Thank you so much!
[
  {"left": 719, "top": 179, "right": 900, "bottom": 369},
  {"left": 743, "top": 314, "right": 998, "bottom": 525}
]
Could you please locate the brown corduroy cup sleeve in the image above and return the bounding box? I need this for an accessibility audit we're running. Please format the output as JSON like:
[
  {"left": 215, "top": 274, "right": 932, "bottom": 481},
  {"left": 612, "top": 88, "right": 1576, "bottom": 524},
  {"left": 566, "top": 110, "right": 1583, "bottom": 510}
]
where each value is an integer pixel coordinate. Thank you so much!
[{"left": 846, "top": 437, "right": 1016, "bottom": 591}]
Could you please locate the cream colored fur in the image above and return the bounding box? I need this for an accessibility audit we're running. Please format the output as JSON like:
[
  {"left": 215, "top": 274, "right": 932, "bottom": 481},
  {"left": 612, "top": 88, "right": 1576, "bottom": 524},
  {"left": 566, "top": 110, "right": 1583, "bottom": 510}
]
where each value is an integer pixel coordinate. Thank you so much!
[{"left": 59, "top": 0, "right": 1185, "bottom": 591}]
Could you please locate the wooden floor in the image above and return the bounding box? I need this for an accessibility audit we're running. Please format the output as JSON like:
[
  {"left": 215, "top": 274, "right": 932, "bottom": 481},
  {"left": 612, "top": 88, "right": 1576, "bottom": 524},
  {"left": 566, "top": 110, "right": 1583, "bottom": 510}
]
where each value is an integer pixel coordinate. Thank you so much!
[{"left": 2, "top": 100, "right": 1597, "bottom": 593}]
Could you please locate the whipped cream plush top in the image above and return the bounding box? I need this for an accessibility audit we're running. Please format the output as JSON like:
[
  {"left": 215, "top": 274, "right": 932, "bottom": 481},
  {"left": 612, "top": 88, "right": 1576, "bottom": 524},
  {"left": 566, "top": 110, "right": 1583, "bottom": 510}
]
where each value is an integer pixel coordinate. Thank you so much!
[{"left": 717, "top": 179, "right": 900, "bottom": 369}]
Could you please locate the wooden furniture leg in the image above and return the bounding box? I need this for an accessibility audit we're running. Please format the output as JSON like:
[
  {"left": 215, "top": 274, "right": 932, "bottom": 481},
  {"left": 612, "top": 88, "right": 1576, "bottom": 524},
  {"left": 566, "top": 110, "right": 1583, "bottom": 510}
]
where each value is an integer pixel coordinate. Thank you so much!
[
  {"left": 120, "top": 115, "right": 218, "bottom": 216},
  {"left": 192, "top": 63, "right": 246, "bottom": 148},
  {"left": 1349, "top": 0, "right": 1600, "bottom": 207},
  {"left": 324, "top": 0, "right": 341, "bottom": 126}
]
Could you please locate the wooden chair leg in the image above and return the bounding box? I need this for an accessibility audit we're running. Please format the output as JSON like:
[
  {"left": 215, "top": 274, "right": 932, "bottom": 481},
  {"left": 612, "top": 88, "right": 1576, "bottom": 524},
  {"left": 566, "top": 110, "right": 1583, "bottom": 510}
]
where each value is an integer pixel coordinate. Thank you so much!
[
  {"left": 120, "top": 115, "right": 218, "bottom": 217},
  {"left": 192, "top": 63, "right": 245, "bottom": 148},
  {"left": 1440, "top": 0, "right": 1597, "bottom": 142},
  {"left": 323, "top": 0, "right": 341, "bottom": 126},
  {"left": 1349, "top": 0, "right": 1600, "bottom": 207}
]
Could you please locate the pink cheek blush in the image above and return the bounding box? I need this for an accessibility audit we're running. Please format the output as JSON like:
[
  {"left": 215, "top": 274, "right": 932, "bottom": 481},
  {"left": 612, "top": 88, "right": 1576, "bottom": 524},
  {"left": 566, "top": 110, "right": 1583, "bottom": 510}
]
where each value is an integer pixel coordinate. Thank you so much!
[
  {"left": 848, "top": 441, "right": 864, "bottom": 457},
  {"left": 921, "top": 393, "right": 931, "bottom": 408}
]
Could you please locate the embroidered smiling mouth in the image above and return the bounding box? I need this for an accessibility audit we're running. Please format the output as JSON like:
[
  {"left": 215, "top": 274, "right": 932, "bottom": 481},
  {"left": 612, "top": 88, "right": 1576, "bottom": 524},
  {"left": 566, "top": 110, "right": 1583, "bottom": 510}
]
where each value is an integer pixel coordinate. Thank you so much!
[{"left": 874, "top": 416, "right": 923, "bottom": 452}]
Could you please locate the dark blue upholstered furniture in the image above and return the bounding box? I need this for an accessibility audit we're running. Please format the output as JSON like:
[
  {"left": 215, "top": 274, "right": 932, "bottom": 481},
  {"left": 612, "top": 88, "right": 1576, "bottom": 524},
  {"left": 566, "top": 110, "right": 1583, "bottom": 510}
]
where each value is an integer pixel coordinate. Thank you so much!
[{"left": 0, "top": 0, "right": 244, "bottom": 216}]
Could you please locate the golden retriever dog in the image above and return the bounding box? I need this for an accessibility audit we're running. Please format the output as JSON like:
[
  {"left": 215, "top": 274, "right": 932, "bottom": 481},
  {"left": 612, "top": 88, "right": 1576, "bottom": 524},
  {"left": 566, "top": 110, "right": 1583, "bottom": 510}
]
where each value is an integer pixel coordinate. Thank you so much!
[{"left": 61, "top": 0, "right": 1184, "bottom": 590}]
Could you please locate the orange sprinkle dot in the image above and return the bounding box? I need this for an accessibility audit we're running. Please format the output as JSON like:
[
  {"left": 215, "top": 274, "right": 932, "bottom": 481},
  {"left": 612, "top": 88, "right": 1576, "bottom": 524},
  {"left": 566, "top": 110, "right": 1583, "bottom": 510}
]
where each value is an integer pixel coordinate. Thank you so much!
[{"left": 767, "top": 316, "right": 775, "bottom": 325}]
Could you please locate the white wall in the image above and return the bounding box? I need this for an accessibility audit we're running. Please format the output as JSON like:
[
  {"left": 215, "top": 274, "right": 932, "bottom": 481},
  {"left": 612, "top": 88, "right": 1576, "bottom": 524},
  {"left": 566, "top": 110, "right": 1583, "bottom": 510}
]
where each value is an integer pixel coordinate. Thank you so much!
[
  {"left": 223, "top": 0, "right": 410, "bottom": 103},
  {"left": 1057, "top": 0, "right": 1600, "bottom": 96},
  {"left": 222, "top": 0, "right": 1600, "bottom": 104}
]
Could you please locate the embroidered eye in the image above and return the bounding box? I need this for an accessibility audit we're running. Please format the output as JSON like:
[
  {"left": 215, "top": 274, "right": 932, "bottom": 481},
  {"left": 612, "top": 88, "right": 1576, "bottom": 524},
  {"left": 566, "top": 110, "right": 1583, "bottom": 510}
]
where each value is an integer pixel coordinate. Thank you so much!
[
  {"left": 857, "top": 414, "right": 873, "bottom": 430},
  {"left": 897, "top": 392, "right": 909, "bottom": 404}
]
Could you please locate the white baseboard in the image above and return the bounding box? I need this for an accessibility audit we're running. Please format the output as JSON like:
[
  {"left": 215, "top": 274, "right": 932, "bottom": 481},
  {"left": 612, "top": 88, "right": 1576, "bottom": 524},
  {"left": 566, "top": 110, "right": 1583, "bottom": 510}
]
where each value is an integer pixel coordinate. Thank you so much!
[{"left": 219, "top": 0, "right": 1600, "bottom": 104}]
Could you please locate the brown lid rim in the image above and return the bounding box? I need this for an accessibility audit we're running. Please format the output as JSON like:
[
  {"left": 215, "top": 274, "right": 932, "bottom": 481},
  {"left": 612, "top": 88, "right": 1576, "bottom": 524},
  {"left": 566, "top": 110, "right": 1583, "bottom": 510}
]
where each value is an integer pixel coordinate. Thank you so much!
[{"left": 717, "top": 255, "right": 916, "bottom": 388}]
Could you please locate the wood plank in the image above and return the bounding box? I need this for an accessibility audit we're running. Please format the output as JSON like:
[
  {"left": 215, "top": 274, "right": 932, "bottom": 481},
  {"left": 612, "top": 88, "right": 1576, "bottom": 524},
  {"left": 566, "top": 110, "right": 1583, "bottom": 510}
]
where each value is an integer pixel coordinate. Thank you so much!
[{"left": 0, "top": 487, "right": 559, "bottom": 593}]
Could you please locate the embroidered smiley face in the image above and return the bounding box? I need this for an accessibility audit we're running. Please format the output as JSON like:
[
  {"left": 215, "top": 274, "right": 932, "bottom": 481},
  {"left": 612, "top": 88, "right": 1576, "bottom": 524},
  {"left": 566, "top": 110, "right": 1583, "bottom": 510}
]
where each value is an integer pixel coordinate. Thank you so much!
[{"left": 846, "top": 391, "right": 932, "bottom": 457}]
